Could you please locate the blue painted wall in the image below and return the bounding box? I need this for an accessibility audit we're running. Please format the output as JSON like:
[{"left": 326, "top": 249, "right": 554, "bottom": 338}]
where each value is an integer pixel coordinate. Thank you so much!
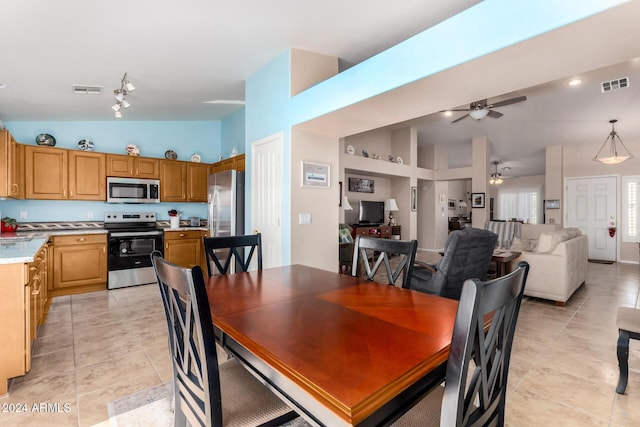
[
  {"left": 0, "top": 121, "right": 220, "bottom": 222},
  {"left": 245, "top": 51, "right": 292, "bottom": 262},
  {"left": 221, "top": 108, "right": 245, "bottom": 158}
]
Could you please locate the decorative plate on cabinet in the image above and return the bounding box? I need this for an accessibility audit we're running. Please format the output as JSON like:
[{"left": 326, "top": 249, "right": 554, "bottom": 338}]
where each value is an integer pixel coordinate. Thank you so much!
[
  {"left": 35, "top": 133, "right": 56, "bottom": 146},
  {"left": 397, "top": 156, "right": 404, "bottom": 165},
  {"left": 346, "top": 145, "right": 355, "bottom": 155},
  {"left": 77, "top": 139, "right": 95, "bottom": 151},
  {"left": 126, "top": 144, "right": 140, "bottom": 156},
  {"left": 164, "top": 150, "right": 178, "bottom": 160},
  {"left": 190, "top": 153, "right": 202, "bottom": 163}
]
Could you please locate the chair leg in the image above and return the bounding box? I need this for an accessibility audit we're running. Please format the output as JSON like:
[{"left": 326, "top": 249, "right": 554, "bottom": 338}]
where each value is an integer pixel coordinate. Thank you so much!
[
  {"left": 173, "top": 382, "right": 187, "bottom": 426},
  {"left": 616, "top": 330, "right": 630, "bottom": 394}
]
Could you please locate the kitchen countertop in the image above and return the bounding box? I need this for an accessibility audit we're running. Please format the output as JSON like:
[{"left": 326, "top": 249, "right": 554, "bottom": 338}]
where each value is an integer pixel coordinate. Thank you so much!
[
  {"left": 161, "top": 226, "right": 209, "bottom": 232},
  {"left": 0, "top": 229, "right": 107, "bottom": 265}
]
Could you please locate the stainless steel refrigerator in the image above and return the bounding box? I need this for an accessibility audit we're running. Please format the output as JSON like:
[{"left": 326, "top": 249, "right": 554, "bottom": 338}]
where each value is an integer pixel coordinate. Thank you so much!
[{"left": 207, "top": 170, "right": 245, "bottom": 273}]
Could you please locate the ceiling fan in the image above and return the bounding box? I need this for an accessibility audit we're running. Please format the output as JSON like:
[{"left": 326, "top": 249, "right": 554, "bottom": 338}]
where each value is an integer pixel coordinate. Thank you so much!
[{"left": 449, "top": 95, "right": 527, "bottom": 123}]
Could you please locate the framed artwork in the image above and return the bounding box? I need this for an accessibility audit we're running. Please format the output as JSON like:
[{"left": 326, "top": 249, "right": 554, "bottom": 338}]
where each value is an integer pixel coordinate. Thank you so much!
[
  {"left": 545, "top": 199, "right": 560, "bottom": 209},
  {"left": 349, "top": 177, "right": 374, "bottom": 193},
  {"left": 448, "top": 199, "right": 456, "bottom": 210},
  {"left": 301, "top": 161, "right": 330, "bottom": 188},
  {"left": 411, "top": 186, "right": 417, "bottom": 211},
  {"left": 471, "top": 192, "right": 485, "bottom": 208}
]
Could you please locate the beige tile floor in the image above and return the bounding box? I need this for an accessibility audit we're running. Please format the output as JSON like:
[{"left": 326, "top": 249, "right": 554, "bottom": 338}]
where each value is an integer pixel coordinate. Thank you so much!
[{"left": 0, "top": 255, "right": 639, "bottom": 426}]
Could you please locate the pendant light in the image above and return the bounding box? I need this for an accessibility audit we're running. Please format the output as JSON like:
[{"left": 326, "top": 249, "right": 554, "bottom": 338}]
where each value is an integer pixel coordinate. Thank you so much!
[
  {"left": 593, "top": 119, "right": 633, "bottom": 165},
  {"left": 489, "top": 161, "right": 503, "bottom": 185}
]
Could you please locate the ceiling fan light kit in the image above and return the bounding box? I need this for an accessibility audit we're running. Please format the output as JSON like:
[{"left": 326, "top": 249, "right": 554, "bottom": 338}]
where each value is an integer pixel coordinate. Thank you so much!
[
  {"left": 489, "top": 161, "right": 504, "bottom": 185},
  {"left": 450, "top": 95, "right": 526, "bottom": 123},
  {"left": 593, "top": 119, "right": 633, "bottom": 165}
]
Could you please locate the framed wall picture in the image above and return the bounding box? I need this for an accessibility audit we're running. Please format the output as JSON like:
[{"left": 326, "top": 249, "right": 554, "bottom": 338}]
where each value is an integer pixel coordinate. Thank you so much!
[
  {"left": 349, "top": 177, "right": 374, "bottom": 193},
  {"left": 448, "top": 199, "right": 456, "bottom": 210},
  {"left": 545, "top": 199, "right": 560, "bottom": 209},
  {"left": 471, "top": 192, "right": 485, "bottom": 208},
  {"left": 301, "top": 161, "right": 330, "bottom": 188}
]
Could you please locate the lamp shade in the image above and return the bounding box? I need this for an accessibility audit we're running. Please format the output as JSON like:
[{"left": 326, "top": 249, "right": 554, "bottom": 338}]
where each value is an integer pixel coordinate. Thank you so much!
[
  {"left": 385, "top": 198, "right": 399, "bottom": 211},
  {"left": 343, "top": 196, "right": 353, "bottom": 210},
  {"left": 593, "top": 119, "right": 633, "bottom": 164},
  {"left": 458, "top": 201, "right": 467, "bottom": 208}
]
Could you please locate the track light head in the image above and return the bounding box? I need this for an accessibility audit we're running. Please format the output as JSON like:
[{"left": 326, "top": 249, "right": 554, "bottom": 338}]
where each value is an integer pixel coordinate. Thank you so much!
[
  {"left": 121, "top": 99, "right": 130, "bottom": 109},
  {"left": 115, "top": 110, "right": 122, "bottom": 118},
  {"left": 114, "top": 90, "right": 124, "bottom": 102},
  {"left": 112, "top": 103, "right": 121, "bottom": 112}
]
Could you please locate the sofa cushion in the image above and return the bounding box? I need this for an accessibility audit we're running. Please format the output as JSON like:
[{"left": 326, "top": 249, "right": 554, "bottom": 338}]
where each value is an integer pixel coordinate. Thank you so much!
[
  {"left": 510, "top": 237, "right": 536, "bottom": 252},
  {"left": 485, "top": 221, "right": 522, "bottom": 249},
  {"left": 534, "top": 230, "right": 571, "bottom": 253}
]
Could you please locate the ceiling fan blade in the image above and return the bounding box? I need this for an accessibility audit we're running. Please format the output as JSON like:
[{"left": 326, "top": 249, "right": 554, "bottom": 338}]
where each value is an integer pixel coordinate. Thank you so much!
[
  {"left": 487, "top": 110, "right": 503, "bottom": 119},
  {"left": 447, "top": 108, "right": 472, "bottom": 112},
  {"left": 488, "top": 95, "right": 527, "bottom": 108},
  {"left": 451, "top": 114, "right": 469, "bottom": 123}
]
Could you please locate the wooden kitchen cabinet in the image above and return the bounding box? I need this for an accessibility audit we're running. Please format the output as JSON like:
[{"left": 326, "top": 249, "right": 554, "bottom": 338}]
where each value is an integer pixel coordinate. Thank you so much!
[
  {"left": 160, "top": 160, "right": 187, "bottom": 202},
  {"left": 211, "top": 153, "right": 245, "bottom": 173},
  {"left": 164, "top": 230, "right": 208, "bottom": 271},
  {"left": 25, "top": 146, "right": 68, "bottom": 200},
  {"left": 106, "top": 154, "right": 160, "bottom": 179},
  {"left": 25, "top": 146, "right": 106, "bottom": 201},
  {"left": 0, "top": 130, "right": 23, "bottom": 199},
  {"left": 187, "top": 162, "right": 210, "bottom": 202},
  {"left": 68, "top": 151, "right": 106, "bottom": 200},
  {"left": 50, "top": 234, "right": 107, "bottom": 297},
  {"left": 0, "top": 241, "right": 49, "bottom": 395}
]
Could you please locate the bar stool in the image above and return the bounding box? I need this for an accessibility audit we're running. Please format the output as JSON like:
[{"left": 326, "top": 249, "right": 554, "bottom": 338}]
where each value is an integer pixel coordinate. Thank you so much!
[{"left": 616, "top": 307, "right": 640, "bottom": 394}]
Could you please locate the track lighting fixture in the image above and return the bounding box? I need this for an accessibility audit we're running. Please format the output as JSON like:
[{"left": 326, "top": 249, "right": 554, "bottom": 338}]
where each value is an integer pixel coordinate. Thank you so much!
[{"left": 111, "top": 72, "right": 135, "bottom": 118}]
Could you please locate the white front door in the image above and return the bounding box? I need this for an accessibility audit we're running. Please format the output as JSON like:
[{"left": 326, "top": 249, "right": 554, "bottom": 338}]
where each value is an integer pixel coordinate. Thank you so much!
[
  {"left": 251, "top": 132, "right": 283, "bottom": 268},
  {"left": 566, "top": 176, "right": 617, "bottom": 261}
]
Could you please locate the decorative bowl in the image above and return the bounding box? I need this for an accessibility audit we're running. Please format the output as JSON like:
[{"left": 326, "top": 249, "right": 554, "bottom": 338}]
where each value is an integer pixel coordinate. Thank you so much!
[
  {"left": 35, "top": 133, "right": 56, "bottom": 146},
  {"left": 164, "top": 150, "right": 178, "bottom": 160}
]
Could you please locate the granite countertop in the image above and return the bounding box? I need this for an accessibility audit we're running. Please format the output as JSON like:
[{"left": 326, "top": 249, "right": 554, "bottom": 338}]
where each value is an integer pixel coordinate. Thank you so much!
[
  {"left": 161, "top": 226, "right": 209, "bottom": 232},
  {"left": 0, "top": 229, "right": 108, "bottom": 264}
]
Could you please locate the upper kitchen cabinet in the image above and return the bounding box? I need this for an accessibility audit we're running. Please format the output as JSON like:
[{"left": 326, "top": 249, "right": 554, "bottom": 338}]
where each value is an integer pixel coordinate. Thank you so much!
[
  {"left": 211, "top": 153, "right": 245, "bottom": 173},
  {"left": 0, "top": 130, "right": 24, "bottom": 199},
  {"left": 160, "top": 159, "right": 187, "bottom": 202},
  {"left": 106, "top": 154, "right": 160, "bottom": 179},
  {"left": 68, "top": 151, "right": 106, "bottom": 200},
  {"left": 25, "top": 146, "right": 105, "bottom": 201},
  {"left": 186, "top": 162, "right": 210, "bottom": 202}
]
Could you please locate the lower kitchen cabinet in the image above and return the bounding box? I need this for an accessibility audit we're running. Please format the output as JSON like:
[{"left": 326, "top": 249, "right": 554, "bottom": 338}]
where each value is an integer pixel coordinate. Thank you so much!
[
  {"left": 164, "top": 230, "right": 208, "bottom": 271},
  {"left": 50, "top": 234, "right": 107, "bottom": 297},
  {"left": 0, "top": 242, "right": 48, "bottom": 395}
]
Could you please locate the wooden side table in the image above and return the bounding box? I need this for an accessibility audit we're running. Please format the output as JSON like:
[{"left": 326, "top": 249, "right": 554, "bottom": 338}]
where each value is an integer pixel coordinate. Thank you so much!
[{"left": 491, "top": 251, "right": 521, "bottom": 277}]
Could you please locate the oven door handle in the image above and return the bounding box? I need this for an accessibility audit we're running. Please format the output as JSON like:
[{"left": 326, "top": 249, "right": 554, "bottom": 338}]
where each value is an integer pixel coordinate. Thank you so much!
[{"left": 109, "top": 231, "right": 164, "bottom": 237}]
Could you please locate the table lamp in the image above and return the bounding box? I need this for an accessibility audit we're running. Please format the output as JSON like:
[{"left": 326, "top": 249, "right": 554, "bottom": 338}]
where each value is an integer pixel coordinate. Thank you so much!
[
  {"left": 385, "top": 198, "right": 399, "bottom": 226},
  {"left": 458, "top": 200, "right": 468, "bottom": 218}
]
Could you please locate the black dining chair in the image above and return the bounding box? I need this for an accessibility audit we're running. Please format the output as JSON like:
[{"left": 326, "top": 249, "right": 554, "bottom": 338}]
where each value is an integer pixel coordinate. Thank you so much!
[
  {"left": 150, "top": 252, "right": 297, "bottom": 427},
  {"left": 203, "top": 233, "right": 262, "bottom": 276},
  {"left": 352, "top": 235, "right": 418, "bottom": 288},
  {"left": 392, "top": 261, "right": 530, "bottom": 427}
]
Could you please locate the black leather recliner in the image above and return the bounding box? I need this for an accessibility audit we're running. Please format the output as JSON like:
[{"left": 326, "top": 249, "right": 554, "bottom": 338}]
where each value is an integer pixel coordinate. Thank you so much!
[{"left": 410, "top": 228, "right": 498, "bottom": 300}]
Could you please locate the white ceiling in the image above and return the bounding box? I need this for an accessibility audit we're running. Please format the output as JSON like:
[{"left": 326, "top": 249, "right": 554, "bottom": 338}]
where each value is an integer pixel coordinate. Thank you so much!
[
  {"left": 1, "top": 1, "right": 639, "bottom": 178},
  {"left": 0, "top": 0, "right": 478, "bottom": 121}
]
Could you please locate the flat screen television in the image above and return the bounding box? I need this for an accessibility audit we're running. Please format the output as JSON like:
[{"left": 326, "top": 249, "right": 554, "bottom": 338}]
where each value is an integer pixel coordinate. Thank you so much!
[{"left": 358, "top": 200, "right": 385, "bottom": 225}]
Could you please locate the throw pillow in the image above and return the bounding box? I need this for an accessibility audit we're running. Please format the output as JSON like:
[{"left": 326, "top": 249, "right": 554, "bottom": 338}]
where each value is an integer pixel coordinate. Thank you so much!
[
  {"left": 510, "top": 237, "right": 533, "bottom": 252},
  {"left": 535, "top": 230, "right": 570, "bottom": 253}
]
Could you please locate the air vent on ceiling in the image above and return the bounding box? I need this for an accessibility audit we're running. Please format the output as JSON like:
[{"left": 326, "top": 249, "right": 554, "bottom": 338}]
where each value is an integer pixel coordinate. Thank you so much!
[
  {"left": 72, "top": 85, "right": 104, "bottom": 95},
  {"left": 601, "top": 77, "right": 629, "bottom": 93}
]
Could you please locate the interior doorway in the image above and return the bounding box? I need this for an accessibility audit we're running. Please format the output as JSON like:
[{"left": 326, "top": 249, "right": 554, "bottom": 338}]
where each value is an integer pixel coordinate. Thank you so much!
[
  {"left": 565, "top": 176, "right": 617, "bottom": 261},
  {"left": 251, "top": 132, "right": 283, "bottom": 268}
]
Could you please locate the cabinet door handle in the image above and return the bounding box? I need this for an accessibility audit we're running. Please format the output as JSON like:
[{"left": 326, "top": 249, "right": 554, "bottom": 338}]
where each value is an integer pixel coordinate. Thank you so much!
[
  {"left": 11, "top": 183, "right": 19, "bottom": 194},
  {"left": 63, "top": 190, "right": 67, "bottom": 197},
  {"left": 179, "top": 233, "right": 185, "bottom": 237},
  {"left": 165, "top": 243, "right": 169, "bottom": 249},
  {"left": 77, "top": 238, "right": 86, "bottom": 242}
]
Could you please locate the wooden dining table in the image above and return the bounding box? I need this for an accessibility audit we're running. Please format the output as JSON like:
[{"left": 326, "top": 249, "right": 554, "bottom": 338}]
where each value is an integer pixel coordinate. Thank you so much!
[{"left": 204, "top": 264, "right": 458, "bottom": 427}]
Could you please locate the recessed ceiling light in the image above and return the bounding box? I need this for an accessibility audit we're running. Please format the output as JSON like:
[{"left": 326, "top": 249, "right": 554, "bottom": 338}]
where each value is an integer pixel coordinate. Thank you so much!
[
  {"left": 203, "top": 100, "right": 246, "bottom": 105},
  {"left": 443, "top": 110, "right": 453, "bottom": 117},
  {"left": 568, "top": 79, "right": 583, "bottom": 86}
]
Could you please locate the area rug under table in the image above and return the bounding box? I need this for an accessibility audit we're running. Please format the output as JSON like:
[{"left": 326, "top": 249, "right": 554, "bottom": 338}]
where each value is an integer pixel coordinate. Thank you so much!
[{"left": 108, "top": 382, "right": 311, "bottom": 426}]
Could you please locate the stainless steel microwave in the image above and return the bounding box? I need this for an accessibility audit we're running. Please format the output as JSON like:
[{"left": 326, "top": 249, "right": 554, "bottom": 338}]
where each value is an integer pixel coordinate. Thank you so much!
[{"left": 107, "top": 177, "right": 160, "bottom": 203}]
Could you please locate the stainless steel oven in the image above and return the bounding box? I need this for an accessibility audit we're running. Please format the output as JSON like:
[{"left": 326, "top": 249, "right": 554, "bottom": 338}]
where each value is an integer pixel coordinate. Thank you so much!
[{"left": 105, "top": 212, "right": 163, "bottom": 289}]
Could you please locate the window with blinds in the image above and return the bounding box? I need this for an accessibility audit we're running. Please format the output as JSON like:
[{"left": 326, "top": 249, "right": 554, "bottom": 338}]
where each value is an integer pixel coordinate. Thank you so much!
[{"left": 622, "top": 176, "right": 639, "bottom": 242}]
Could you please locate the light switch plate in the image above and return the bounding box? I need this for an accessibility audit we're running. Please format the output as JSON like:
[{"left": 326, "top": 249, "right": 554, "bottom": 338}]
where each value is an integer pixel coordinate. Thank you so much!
[{"left": 299, "top": 213, "right": 312, "bottom": 225}]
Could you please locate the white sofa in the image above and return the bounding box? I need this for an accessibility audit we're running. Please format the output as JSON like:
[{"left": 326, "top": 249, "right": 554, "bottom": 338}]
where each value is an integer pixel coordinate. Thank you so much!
[{"left": 510, "top": 224, "right": 588, "bottom": 305}]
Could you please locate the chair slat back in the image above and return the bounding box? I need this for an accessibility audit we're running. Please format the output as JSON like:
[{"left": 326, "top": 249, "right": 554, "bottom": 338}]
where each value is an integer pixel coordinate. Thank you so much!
[
  {"left": 352, "top": 235, "right": 418, "bottom": 288},
  {"left": 441, "top": 261, "right": 529, "bottom": 427},
  {"left": 151, "top": 252, "right": 222, "bottom": 427},
  {"left": 203, "top": 234, "right": 263, "bottom": 276}
]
